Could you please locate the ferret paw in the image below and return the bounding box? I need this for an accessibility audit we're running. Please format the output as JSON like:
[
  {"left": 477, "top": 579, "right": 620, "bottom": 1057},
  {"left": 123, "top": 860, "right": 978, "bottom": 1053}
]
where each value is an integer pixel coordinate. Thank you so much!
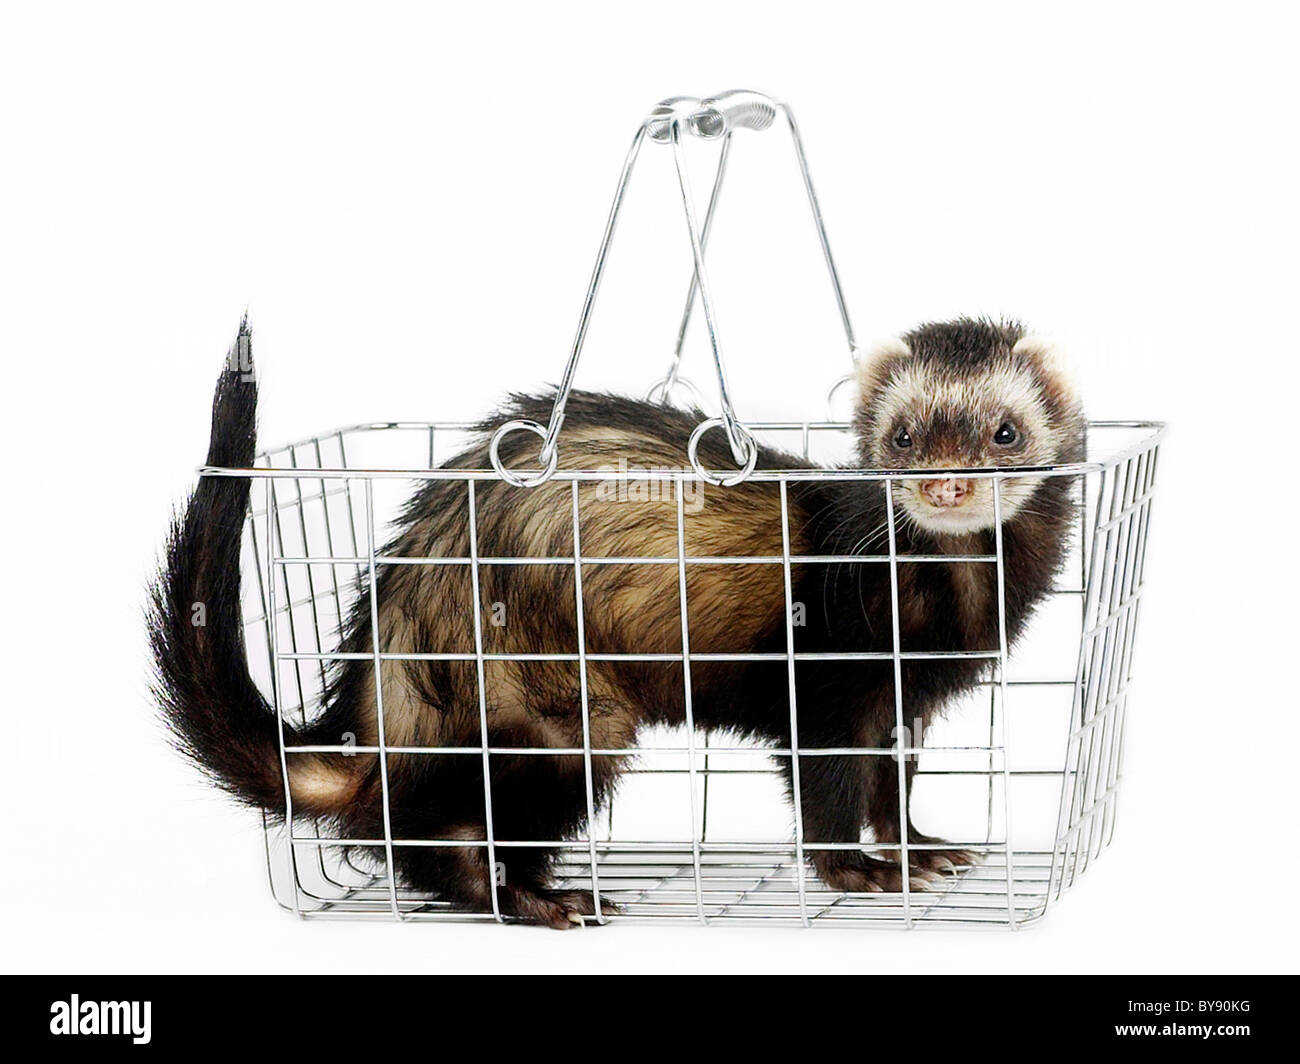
[
  {"left": 908, "top": 846, "right": 981, "bottom": 876},
  {"left": 500, "top": 887, "right": 619, "bottom": 929},
  {"left": 887, "top": 836, "right": 982, "bottom": 877},
  {"left": 539, "top": 889, "right": 621, "bottom": 926},
  {"left": 811, "top": 853, "right": 944, "bottom": 894},
  {"left": 872, "top": 831, "right": 981, "bottom": 877}
]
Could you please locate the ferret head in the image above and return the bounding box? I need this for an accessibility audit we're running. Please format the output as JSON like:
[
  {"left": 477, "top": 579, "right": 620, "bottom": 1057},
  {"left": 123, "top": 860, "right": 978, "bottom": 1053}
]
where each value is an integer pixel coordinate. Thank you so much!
[{"left": 853, "top": 318, "right": 1085, "bottom": 537}]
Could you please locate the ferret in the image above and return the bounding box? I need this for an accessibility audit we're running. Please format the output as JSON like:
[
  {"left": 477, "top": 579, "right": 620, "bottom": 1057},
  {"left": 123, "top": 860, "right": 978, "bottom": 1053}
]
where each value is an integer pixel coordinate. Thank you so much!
[{"left": 149, "top": 317, "right": 1084, "bottom": 928}]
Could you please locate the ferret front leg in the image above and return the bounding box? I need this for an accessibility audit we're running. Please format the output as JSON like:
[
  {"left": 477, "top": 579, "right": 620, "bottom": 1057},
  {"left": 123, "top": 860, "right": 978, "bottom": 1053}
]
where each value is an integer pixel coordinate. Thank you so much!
[
  {"left": 794, "top": 750, "right": 916, "bottom": 893},
  {"left": 782, "top": 681, "right": 944, "bottom": 892},
  {"left": 865, "top": 753, "right": 981, "bottom": 877}
]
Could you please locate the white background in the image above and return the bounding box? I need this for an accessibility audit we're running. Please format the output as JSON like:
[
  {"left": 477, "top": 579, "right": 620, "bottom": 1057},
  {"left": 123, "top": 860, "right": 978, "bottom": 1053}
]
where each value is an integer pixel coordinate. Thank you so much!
[{"left": 1, "top": 1, "right": 1297, "bottom": 973}]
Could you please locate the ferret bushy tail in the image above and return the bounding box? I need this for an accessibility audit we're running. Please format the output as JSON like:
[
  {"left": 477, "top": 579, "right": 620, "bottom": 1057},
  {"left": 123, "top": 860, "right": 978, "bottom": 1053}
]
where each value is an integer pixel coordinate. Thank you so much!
[{"left": 147, "top": 321, "right": 342, "bottom": 816}]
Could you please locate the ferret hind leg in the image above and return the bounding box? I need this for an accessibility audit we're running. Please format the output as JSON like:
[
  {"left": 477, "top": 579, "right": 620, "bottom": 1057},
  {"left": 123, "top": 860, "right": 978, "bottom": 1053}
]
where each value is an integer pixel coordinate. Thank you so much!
[
  {"left": 381, "top": 741, "right": 615, "bottom": 929},
  {"left": 481, "top": 738, "right": 621, "bottom": 927}
]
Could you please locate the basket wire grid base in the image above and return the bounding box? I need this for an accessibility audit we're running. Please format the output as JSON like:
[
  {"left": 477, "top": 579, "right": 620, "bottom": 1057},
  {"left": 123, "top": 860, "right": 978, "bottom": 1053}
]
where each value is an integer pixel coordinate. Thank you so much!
[
  {"left": 272, "top": 845, "right": 1065, "bottom": 928},
  {"left": 229, "top": 417, "right": 1161, "bottom": 930}
]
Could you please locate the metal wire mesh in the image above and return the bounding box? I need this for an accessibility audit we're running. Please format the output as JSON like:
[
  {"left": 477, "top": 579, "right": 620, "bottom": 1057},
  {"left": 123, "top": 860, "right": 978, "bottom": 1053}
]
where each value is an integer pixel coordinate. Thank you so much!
[{"left": 222, "top": 416, "right": 1162, "bottom": 928}]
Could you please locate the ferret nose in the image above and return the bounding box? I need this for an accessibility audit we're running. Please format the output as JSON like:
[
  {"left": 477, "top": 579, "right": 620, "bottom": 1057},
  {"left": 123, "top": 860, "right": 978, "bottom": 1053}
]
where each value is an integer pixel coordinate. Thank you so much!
[{"left": 919, "top": 478, "right": 974, "bottom": 508}]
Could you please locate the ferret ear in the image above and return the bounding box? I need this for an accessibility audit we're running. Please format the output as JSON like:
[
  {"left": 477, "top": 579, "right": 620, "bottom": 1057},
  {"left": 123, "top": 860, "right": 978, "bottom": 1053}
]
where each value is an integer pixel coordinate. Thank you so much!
[
  {"left": 855, "top": 336, "right": 911, "bottom": 392},
  {"left": 1012, "top": 334, "right": 1079, "bottom": 397},
  {"left": 1008, "top": 332, "right": 1081, "bottom": 413}
]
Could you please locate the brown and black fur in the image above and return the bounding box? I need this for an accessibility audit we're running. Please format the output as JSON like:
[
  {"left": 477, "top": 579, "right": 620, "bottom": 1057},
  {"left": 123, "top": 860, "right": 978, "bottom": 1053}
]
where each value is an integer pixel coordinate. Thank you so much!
[{"left": 150, "top": 317, "right": 1084, "bottom": 927}]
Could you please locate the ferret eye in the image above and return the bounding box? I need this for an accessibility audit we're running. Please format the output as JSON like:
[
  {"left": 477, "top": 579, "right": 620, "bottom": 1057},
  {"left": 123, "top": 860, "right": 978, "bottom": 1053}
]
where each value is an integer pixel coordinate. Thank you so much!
[
  {"left": 993, "top": 422, "right": 1019, "bottom": 446},
  {"left": 893, "top": 428, "right": 913, "bottom": 449}
]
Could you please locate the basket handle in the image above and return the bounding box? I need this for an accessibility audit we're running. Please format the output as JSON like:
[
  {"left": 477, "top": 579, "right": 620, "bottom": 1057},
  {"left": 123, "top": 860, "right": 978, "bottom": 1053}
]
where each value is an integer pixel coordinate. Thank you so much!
[
  {"left": 654, "top": 93, "right": 860, "bottom": 430},
  {"left": 492, "top": 91, "right": 846, "bottom": 487},
  {"left": 646, "top": 91, "right": 778, "bottom": 143},
  {"left": 691, "top": 91, "right": 778, "bottom": 137}
]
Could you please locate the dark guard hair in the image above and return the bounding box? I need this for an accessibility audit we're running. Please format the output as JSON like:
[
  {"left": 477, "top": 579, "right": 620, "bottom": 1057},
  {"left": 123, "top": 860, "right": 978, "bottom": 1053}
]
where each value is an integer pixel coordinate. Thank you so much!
[{"left": 148, "top": 322, "right": 341, "bottom": 815}]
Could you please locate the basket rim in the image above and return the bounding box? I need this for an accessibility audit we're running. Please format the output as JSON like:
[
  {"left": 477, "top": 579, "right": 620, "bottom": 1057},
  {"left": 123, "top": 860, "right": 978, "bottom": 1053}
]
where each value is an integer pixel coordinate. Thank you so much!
[{"left": 199, "top": 418, "right": 1165, "bottom": 482}]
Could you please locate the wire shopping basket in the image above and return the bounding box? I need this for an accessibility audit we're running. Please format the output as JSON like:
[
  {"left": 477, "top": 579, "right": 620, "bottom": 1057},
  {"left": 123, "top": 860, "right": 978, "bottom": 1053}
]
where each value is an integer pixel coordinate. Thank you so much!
[{"left": 209, "top": 91, "right": 1164, "bottom": 927}]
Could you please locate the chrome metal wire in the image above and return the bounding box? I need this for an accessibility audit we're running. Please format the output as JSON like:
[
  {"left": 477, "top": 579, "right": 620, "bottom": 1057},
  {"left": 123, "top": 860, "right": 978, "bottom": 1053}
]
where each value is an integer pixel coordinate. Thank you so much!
[{"left": 236, "top": 418, "right": 1162, "bottom": 928}]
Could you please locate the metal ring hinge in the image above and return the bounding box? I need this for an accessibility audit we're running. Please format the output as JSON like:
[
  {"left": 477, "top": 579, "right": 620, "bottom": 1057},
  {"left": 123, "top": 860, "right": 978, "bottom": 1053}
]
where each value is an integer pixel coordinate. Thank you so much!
[
  {"left": 825, "top": 372, "right": 857, "bottom": 419},
  {"left": 688, "top": 417, "right": 759, "bottom": 487},
  {"left": 644, "top": 374, "right": 708, "bottom": 410},
  {"left": 489, "top": 420, "right": 559, "bottom": 488}
]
